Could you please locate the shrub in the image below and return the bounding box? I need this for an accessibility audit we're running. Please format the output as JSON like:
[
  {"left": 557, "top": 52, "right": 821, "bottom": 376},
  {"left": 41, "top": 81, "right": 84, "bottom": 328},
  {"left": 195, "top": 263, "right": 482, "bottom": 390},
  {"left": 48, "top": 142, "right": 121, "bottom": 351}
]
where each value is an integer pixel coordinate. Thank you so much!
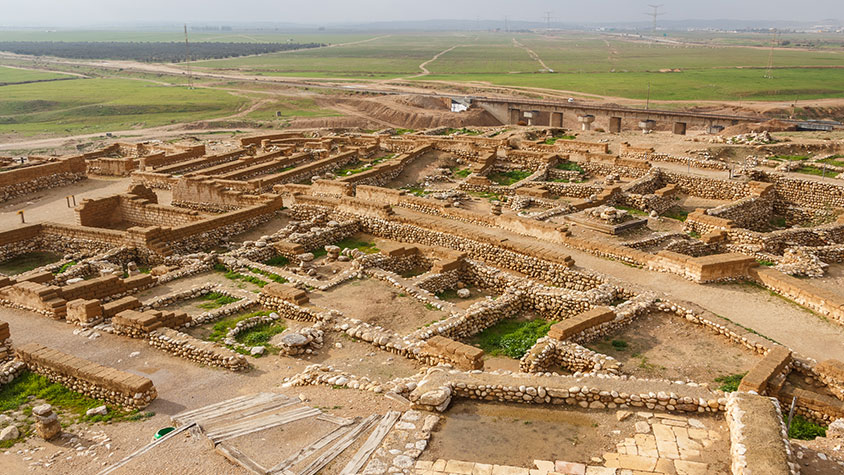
[
  {"left": 788, "top": 415, "right": 826, "bottom": 440},
  {"left": 473, "top": 319, "right": 553, "bottom": 359},
  {"left": 714, "top": 373, "right": 746, "bottom": 392}
]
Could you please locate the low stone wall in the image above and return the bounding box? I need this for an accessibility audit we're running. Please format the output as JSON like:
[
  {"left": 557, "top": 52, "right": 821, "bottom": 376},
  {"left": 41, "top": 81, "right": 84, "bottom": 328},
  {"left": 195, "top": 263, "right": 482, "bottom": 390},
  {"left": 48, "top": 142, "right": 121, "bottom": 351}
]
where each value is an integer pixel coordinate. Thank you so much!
[
  {"left": 814, "top": 360, "right": 844, "bottom": 400},
  {"left": 725, "top": 392, "right": 799, "bottom": 475},
  {"left": 148, "top": 328, "right": 249, "bottom": 371},
  {"left": 16, "top": 342, "right": 156, "bottom": 409},
  {"left": 409, "top": 366, "right": 727, "bottom": 414},
  {"left": 0, "top": 359, "right": 25, "bottom": 387},
  {"left": 520, "top": 337, "right": 620, "bottom": 375},
  {"left": 112, "top": 309, "right": 191, "bottom": 338}
]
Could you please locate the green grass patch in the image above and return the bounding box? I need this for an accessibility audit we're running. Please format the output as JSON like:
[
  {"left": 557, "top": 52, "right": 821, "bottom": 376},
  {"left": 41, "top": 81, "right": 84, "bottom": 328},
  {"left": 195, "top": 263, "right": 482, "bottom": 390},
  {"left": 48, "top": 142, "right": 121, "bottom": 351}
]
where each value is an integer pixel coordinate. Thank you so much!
[
  {"left": 264, "top": 255, "right": 290, "bottom": 267},
  {"left": 214, "top": 263, "right": 268, "bottom": 288},
  {"left": 543, "top": 134, "right": 577, "bottom": 144},
  {"left": 756, "top": 259, "right": 776, "bottom": 267},
  {"left": 771, "top": 155, "right": 810, "bottom": 161},
  {"left": 770, "top": 217, "right": 787, "bottom": 228},
  {"left": 613, "top": 205, "right": 648, "bottom": 217},
  {"left": 452, "top": 167, "right": 472, "bottom": 178},
  {"left": 402, "top": 185, "right": 429, "bottom": 197},
  {"left": 207, "top": 310, "right": 271, "bottom": 342},
  {"left": 394, "top": 128, "right": 414, "bottom": 135},
  {"left": 249, "top": 267, "right": 288, "bottom": 284},
  {"left": 489, "top": 169, "right": 532, "bottom": 186},
  {"left": 714, "top": 373, "right": 746, "bottom": 392},
  {"left": 817, "top": 155, "right": 844, "bottom": 168},
  {"left": 470, "top": 318, "right": 553, "bottom": 359},
  {"left": 333, "top": 237, "right": 379, "bottom": 254},
  {"left": 555, "top": 162, "right": 584, "bottom": 172},
  {"left": 795, "top": 165, "right": 839, "bottom": 178},
  {"left": 662, "top": 208, "right": 689, "bottom": 221},
  {"left": 468, "top": 191, "right": 503, "bottom": 202},
  {"left": 196, "top": 291, "right": 240, "bottom": 310},
  {"left": 611, "top": 339, "right": 628, "bottom": 351},
  {"left": 440, "top": 127, "right": 481, "bottom": 136},
  {"left": 54, "top": 260, "right": 77, "bottom": 274},
  {"left": 235, "top": 321, "right": 286, "bottom": 347},
  {"left": 788, "top": 415, "right": 826, "bottom": 440},
  {"left": 687, "top": 230, "right": 702, "bottom": 239},
  {"left": 0, "top": 251, "right": 61, "bottom": 275},
  {"left": 0, "top": 371, "right": 153, "bottom": 447},
  {"left": 435, "top": 289, "right": 461, "bottom": 301}
]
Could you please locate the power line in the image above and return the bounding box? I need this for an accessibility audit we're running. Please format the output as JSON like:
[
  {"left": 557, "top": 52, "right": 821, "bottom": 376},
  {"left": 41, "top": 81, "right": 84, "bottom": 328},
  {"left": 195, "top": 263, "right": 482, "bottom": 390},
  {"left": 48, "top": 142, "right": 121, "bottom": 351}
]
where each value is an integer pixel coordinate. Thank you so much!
[
  {"left": 184, "top": 24, "right": 193, "bottom": 89},
  {"left": 544, "top": 11, "right": 552, "bottom": 30},
  {"left": 645, "top": 4, "right": 665, "bottom": 33}
]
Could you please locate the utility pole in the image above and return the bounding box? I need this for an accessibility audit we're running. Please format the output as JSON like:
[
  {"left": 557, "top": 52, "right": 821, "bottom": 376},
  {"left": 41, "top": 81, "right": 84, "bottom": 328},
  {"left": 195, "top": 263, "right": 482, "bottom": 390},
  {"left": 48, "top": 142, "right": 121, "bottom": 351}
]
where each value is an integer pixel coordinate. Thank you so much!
[
  {"left": 184, "top": 24, "right": 193, "bottom": 89},
  {"left": 646, "top": 4, "right": 664, "bottom": 33},
  {"left": 764, "top": 28, "right": 777, "bottom": 79},
  {"left": 504, "top": 16, "right": 509, "bottom": 33},
  {"left": 544, "top": 11, "right": 552, "bottom": 30},
  {"left": 646, "top": 82, "right": 651, "bottom": 110}
]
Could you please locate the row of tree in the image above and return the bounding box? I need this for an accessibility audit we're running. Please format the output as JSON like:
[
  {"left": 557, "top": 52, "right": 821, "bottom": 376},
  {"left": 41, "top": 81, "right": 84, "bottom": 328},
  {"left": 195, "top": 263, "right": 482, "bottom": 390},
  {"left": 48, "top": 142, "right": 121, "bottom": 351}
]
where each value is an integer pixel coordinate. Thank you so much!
[{"left": 0, "top": 41, "right": 324, "bottom": 62}]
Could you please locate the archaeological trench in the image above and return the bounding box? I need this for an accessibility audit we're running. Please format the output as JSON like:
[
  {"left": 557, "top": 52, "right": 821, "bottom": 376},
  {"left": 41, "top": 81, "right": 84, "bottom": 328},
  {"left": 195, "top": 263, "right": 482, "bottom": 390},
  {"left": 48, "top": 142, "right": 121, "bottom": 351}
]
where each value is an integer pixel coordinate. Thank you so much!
[{"left": 1, "top": 126, "right": 844, "bottom": 474}]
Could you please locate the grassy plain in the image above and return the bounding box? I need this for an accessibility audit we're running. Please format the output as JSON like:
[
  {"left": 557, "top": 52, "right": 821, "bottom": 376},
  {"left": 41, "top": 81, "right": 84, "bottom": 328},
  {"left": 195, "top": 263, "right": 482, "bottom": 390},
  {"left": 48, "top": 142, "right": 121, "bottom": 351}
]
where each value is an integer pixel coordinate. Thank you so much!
[
  {"left": 0, "top": 77, "right": 247, "bottom": 136},
  {"left": 0, "top": 66, "right": 73, "bottom": 84}
]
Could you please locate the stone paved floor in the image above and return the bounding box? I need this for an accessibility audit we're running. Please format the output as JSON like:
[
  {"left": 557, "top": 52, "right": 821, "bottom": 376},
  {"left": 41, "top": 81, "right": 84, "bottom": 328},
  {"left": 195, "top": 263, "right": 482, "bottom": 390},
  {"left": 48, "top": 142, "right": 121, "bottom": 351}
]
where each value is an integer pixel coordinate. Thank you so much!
[{"left": 412, "top": 410, "right": 727, "bottom": 475}]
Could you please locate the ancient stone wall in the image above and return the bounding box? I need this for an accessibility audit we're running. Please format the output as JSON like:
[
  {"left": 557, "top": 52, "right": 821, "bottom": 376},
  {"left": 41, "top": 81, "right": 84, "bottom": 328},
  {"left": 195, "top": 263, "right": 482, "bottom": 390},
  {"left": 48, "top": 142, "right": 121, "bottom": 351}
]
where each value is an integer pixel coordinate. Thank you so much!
[
  {"left": 15, "top": 342, "right": 157, "bottom": 409},
  {"left": 148, "top": 328, "right": 249, "bottom": 371},
  {"left": 0, "top": 155, "right": 87, "bottom": 203},
  {"left": 725, "top": 392, "right": 799, "bottom": 475}
]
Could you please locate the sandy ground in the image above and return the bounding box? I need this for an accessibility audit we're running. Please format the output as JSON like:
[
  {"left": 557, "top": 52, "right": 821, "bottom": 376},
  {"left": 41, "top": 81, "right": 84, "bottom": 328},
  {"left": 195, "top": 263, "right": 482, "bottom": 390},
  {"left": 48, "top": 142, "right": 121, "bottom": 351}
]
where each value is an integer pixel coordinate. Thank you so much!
[
  {"left": 588, "top": 311, "right": 763, "bottom": 384},
  {"left": 0, "top": 176, "right": 133, "bottom": 228}
]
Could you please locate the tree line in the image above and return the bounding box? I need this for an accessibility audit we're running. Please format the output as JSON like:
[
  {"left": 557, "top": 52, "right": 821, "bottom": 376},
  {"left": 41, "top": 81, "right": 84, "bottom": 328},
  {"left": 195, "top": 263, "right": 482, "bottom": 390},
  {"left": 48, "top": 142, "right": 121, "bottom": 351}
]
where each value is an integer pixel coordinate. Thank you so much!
[{"left": 0, "top": 41, "right": 324, "bottom": 62}]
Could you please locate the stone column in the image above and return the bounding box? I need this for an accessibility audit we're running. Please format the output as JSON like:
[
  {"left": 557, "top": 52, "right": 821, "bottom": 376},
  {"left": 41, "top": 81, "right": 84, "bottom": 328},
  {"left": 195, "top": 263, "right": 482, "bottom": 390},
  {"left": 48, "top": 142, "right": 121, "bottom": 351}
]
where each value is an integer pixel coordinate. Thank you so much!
[
  {"left": 578, "top": 115, "right": 595, "bottom": 131},
  {"left": 32, "top": 404, "right": 61, "bottom": 441}
]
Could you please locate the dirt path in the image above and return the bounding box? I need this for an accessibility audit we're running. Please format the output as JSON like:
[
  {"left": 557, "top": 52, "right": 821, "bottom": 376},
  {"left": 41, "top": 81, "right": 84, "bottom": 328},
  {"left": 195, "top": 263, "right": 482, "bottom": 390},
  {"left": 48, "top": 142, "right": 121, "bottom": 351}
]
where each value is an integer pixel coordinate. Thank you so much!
[
  {"left": 512, "top": 38, "right": 552, "bottom": 72},
  {"left": 414, "top": 45, "right": 462, "bottom": 77}
]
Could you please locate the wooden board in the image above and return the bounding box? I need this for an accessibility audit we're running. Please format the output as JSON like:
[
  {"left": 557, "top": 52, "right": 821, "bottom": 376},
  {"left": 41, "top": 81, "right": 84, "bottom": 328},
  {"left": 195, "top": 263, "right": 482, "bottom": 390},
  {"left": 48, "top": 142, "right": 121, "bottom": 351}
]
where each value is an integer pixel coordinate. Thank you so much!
[{"left": 339, "top": 411, "right": 401, "bottom": 475}]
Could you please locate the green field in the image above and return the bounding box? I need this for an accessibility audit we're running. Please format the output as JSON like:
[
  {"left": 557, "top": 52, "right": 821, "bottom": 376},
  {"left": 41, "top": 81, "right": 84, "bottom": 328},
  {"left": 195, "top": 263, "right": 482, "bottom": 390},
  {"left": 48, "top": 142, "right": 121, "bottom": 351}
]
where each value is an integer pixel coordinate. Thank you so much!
[
  {"left": 0, "top": 29, "right": 379, "bottom": 45},
  {"left": 0, "top": 78, "right": 247, "bottom": 135},
  {"left": 0, "top": 66, "right": 73, "bottom": 84}
]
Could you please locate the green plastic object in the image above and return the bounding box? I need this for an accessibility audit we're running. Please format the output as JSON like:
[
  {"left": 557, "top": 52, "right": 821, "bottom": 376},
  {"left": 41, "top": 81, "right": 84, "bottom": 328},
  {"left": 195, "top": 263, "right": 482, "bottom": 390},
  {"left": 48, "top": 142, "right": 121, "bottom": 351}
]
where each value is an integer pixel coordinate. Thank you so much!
[{"left": 154, "top": 427, "right": 176, "bottom": 439}]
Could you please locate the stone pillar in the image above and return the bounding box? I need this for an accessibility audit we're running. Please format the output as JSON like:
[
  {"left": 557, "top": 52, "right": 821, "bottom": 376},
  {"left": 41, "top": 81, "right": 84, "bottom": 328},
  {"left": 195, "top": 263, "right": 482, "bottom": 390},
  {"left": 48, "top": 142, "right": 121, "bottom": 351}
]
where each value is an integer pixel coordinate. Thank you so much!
[
  {"left": 609, "top": 117, "right": 622, "bottom": 133},
  {"left": 490, "top": 201, "right": 502, "bottom": 216},
  {"left": 32, "top": 404, "right": 61, "bottom": 441},
  {"left": 673, "top": 122, "right": 687, "bottom": 135},
  {"left": 639, "top": 120, "right": 656, "bottom": 134},
  {"left": 578, "top": 115, "right": 595, "bottom": 131}
]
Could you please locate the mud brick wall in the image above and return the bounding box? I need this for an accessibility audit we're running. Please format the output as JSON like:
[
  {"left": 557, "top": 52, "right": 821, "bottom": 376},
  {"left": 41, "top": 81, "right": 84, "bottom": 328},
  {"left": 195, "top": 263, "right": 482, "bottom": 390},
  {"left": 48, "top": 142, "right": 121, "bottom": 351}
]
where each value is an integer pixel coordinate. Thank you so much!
[
  {"left": 214, "top": 151, "right": 298, "bottom": 181},
  {"left": 87, "top": 157, "right": 139, "bottom": 176},
  {"left": 16, "top": 342, "right": 157, "bottom": 409},
  {"left": 139, "top": 146, "right": 205, "bottom": 169},
  {"left": 738, "top": 346, "right": 792, "bottom": 394},
  {"left": 814, "top": 360, "right": 844, "bottom": 400},
  {"left": 0, "top": 321, "right": 11, "bottom": 362},
  {"left": 0, "top": 155, "right": 87, "bottom": 203},
  {"left": 0, "top": 281, "right": 66, "bottom": 318},
  {"left": 548, "top": 307, "right": 615, "bottom": 340},
  {"left": 505, "top": 150, "right": 561, "bottom": 169},
  {"left": 60, "top": 274, "right": 153, "bottom": 303},
  {"left": 522, "top": 139, "right": 609, "bottom": 155},
  {"left": 418, "top": 336, "right": 484, "bottom": 370},
  {"left": 241, "top": 131, "right": 302, "bottom": 147},
  {"left": 580, "top": 159, "right": 651, "bottom": 179},
  {"left": 171, "top": 177, "right": 271, "bottom": 212},
  {"left": 254, "top": 150, "right": 359, "bottom": 191},
  {"left": 153, "top": 149, "right": 247, "bottom": 176},
  {"left": 751, "top": 267, "right": 844, "bottom": 326},
  {"left": 112, "top": 309, "right": 190, "bottom": 338},
  {"left": 781, "top": 386, "right": 844, "bottom": 426},
  {"left": 726, "top": 392, "right": 799, "bottom": 475}
]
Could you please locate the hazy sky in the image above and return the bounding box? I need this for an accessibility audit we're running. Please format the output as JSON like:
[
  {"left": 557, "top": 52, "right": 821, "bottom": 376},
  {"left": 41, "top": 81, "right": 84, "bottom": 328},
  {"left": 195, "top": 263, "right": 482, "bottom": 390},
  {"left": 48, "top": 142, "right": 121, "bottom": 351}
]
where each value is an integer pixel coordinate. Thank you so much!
[{"left": 0, "top": 0, "right": 841, "bottom": 26}]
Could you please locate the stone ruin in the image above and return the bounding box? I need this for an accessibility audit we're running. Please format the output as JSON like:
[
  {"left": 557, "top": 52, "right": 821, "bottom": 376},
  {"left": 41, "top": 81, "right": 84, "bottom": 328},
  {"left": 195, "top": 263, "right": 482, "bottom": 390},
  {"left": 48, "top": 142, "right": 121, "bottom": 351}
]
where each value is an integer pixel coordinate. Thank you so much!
[{"left": 0, "top": 128, "right": 843, "bottom": 473}]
